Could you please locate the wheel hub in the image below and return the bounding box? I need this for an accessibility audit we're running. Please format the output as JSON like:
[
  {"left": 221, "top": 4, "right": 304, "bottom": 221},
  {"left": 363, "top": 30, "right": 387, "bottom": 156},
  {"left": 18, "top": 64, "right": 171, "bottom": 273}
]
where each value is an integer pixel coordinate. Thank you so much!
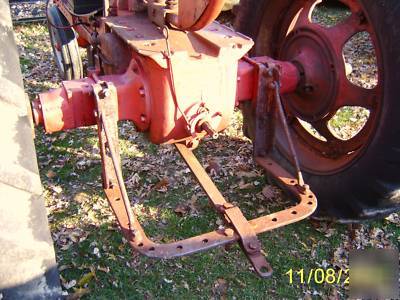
[
  {"left": 259, "top": 0, "right": 384, "bottom": 174},
  {"left": 280, "top": 27, "right": 339, "bottom": 123}
]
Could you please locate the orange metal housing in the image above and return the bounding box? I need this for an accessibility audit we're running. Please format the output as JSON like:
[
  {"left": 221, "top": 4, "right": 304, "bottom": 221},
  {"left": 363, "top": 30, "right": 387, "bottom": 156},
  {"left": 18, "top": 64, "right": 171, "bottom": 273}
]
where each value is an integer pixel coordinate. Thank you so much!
[
  {"left": 33, "top": 11, "right": 300, "bottom": 145},
  {"left": 33, "top": 54, "right": 300, "bottom": 143}
]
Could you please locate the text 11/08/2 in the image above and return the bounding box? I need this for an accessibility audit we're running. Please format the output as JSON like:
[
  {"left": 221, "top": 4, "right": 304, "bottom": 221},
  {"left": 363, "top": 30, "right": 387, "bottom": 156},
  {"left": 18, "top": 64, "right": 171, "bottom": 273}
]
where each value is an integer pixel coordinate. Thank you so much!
[{"left": 285, "top": 268, "right": 349, "bottom": 285}]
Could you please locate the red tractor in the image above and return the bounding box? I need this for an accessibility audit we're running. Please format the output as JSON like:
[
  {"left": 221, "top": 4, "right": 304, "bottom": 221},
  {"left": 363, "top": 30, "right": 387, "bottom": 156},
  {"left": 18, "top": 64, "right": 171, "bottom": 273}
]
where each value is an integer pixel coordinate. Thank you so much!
[{"left": 32, "top": 0, "right": 400, "bottom": 277}]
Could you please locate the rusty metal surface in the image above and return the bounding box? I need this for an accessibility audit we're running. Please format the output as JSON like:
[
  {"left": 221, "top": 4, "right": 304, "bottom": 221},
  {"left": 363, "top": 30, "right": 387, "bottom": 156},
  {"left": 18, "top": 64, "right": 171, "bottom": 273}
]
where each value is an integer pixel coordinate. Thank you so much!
[
  {"left": 34, "top": 0, "right": 323, "bottom": 279},
  {"left": 252, "top": 157, "right": 317, "bottom": 231},
  {"left": 94, "top": 131, "right": 317, "bottom": 277},
  {"left": 236, "top": 56, "right": 300, "bottom": 105},
  {"left": 93, "top": 82, "right": 137, "bottom": 234},
  {"left": 271, "top": 71, "right": 305, "bottom": 187},
  {"left": 34, "top": 17, "right": 253, "bottom": 145},
  {"left": 34, "top": 50, "right": 317, "bottom": 278},
  {"left": 167, "top": 0, "right": 225, "bottom": 31},
  {"left": 103, "top": 142, "right": 317, "bottom": 264},
  {"left": 104, "top": 14, "right": 253, "bottom": 68},
  {"left": 254, "top": 63, "right": 275, "bottom": 157},
  {"left": 175, "top": 143, "right": 272, "bottom": 277},
  {"left": 273, "top": 0, "right": 383, "bottom": 174}
]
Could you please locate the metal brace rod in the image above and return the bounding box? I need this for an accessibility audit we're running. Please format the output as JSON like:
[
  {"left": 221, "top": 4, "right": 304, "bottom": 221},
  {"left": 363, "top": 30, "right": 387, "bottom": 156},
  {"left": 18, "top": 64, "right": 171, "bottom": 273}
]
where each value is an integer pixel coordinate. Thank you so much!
[
  {"left": 175, "top": 143, "right": 273, "bottom": 278},
  {"left": 271, "top": 81, "right": 305, "bottom": 187}
]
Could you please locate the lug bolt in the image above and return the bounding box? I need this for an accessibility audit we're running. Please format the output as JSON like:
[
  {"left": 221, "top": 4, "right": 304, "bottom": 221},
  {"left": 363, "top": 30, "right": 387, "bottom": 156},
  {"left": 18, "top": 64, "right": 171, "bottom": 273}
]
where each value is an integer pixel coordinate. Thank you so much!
[
  {"left": 248, "top": 242, "right": 260, "bottom": 251},
  {"left": 303, "top": 85, "right": 314, "bottom": 93}
]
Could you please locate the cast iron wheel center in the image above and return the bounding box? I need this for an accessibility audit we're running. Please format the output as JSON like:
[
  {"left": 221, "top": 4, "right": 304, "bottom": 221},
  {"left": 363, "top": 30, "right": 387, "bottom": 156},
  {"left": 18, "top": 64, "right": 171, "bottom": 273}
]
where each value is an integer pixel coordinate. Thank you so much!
[
  {"left": 280, "top": 27, "right": 339, "bottom": 123},
  {"left": 267, "top": 0, "right": 383, "bottom": 174}
]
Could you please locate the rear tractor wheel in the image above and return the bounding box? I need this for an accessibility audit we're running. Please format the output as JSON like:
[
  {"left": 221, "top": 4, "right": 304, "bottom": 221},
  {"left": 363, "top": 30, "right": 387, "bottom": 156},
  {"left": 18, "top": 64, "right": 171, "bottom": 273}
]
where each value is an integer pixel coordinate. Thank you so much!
[
  {"left": 236, "top": 0, "right": 400, "bottom": 221},
  {"left": 47, "top": 5, "right": 83, "bottom": 80}
]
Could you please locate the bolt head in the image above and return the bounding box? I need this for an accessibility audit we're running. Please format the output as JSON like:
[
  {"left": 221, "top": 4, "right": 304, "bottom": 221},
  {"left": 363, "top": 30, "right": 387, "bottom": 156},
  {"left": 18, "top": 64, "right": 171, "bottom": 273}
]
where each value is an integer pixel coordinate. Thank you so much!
[
  {"left": 99, "top": 89, "right": 111, "bottom": 99},
  {"left": 248, "top": 242, "right": 260, "bottom": 251},
  {"left": 224, "top": 228, "right": 234, "bottom": 236},
  {"left": 223, "top": 203, "right": 233, "bottom": 209},
  {"left": 303, "top": 85, "right": 314, "bottom": 93}
]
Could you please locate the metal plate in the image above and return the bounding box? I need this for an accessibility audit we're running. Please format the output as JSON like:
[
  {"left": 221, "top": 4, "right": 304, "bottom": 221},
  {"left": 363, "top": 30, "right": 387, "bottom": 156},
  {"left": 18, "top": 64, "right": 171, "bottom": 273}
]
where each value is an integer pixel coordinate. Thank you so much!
[{"left": 105, "top": 13, "right": 253, "bottom": 68}]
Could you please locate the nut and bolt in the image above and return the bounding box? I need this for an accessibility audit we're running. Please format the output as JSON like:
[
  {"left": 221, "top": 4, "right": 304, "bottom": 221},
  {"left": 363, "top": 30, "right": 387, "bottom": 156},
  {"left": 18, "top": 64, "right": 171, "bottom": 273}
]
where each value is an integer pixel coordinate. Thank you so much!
[
  {"left": 303, "top": 84, "right": 314, "bottom": 93},
  {"left": 248, "top": 242, "right": 261, "bottom": 251},
  {"left": 202, "top": 122, "right": 219, "bottom": 140},
  {"left": 99, "top": 89, "right": 111, "bottom": 99}
]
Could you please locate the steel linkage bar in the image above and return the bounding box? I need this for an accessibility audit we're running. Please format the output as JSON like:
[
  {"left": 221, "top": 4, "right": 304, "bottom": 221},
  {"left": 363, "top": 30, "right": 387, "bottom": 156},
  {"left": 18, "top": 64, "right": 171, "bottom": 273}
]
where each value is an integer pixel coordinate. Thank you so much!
[
  {"left": 92, "top": 80, "right": 317, "bottom": 278},
  {"left": 175, "top": 143, "right": 272, "bottom": 278}
]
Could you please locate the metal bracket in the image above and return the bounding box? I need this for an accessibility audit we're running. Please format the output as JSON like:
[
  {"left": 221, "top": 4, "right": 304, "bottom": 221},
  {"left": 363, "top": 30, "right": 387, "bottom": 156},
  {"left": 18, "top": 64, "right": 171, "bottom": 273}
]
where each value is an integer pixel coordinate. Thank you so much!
[
  {"left": 91, "top": 77, "right": 317, "bottom": 279},
  {"left": 254, "top": 62, "right": 306, "bottom": 189},
  {"left": 175, "top": 143, "right": 272, "bottom": 278},
  {"left": 254, "top": 64, "right": 277, "bottom": 157},
  {"left": 93, "top": 81, "right": 137, "bottom": 234}
]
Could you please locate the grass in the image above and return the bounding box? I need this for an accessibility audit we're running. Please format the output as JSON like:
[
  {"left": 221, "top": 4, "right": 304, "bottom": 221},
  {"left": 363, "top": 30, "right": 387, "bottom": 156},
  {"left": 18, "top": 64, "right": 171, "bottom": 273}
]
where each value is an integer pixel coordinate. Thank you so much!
[{"left": 14, "top": 6, "right": 399, "bottom": 299}]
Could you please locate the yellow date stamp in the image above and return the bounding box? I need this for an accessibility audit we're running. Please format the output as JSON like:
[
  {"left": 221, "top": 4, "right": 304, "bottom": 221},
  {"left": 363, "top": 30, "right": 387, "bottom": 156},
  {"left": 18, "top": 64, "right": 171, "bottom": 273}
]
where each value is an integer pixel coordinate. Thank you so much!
[{"left": 285, "top": 268, "right": 349, "bottom": 285}]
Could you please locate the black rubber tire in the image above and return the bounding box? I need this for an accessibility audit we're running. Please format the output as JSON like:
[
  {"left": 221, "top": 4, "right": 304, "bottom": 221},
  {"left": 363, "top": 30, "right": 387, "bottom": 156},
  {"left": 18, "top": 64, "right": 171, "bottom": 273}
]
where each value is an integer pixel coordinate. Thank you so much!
[
  {"left": 47, "top": 6, "right": 83, "bottom": 80},
  {"left": 235, "top": 0, "right": 400, "bottom": 222}
]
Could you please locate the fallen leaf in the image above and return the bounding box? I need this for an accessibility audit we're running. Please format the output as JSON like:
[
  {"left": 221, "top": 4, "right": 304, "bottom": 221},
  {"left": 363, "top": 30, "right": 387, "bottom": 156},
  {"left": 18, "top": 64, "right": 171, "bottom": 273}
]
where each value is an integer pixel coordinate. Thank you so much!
[
  {"left": 262, "top": 185, "right": 275, "bottom": 199},
  {"left": 327, "top": 287, "right": 340, "bottom": 300},
  {"left": 212, "top": 278, "right": 228, "bottom": 299},
  {"left": 66, "top": 288, "right": 90, "bottom": 300},
  {"left": 93, "top": 247, "right": 101, "bottom": 258},
  {"left": 58, "top": 265, "right": 70, "bottom": 272},
  {"left": 73, "top": 192, "right": 90, "bottom": 204},
  {"left": 174, "top": 203, "right": 189, "bottom": 216},
  {"left": 46, "top": 170, "right": 57, "bottom": 179},
  {"left": 239, "top": 181, "right": 252, "bottom": 190},
  {"left": 206, "top": 159, "right": 222, "bottom": 176},
  {"left": 236, "top": 171, "right": 259, "bottom": 178},
  {"left": 304, "top": 294, "right": 312, "bottom": 300},
  {"left": 153, "top": 177, "right": 169, "bottom": 192},
  {"left": 182, "top": 280, "right": 189, "bottom": 290},
  {"left": 97, "top": 266, "right": 110, "bottom": 273},
  {"left": 77, "top": 271, "right": 94, "bottom": 287},
  {"left": 62, "top": 279, "right": 77, "bottom": 290},
  {"left": 163, "top": 278, "right": 173, "bottom": 284},
  {"left": 51, "top": 185, "right": 63, "bottom": 194},
  {"left": 386, "top": 213, "right": 399, "bottom": 225}
]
